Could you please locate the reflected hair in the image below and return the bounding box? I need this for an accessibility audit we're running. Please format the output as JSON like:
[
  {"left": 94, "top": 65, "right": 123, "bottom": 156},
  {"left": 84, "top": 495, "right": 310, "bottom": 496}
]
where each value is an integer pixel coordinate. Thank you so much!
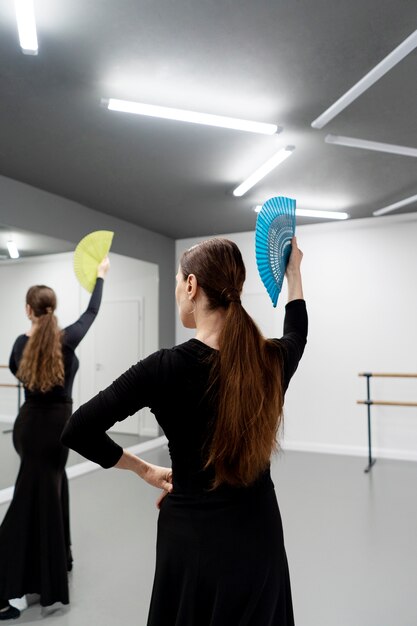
[
  {"left": 17, "top": 285, "right": 64, "bottom": 393},
  {"left": 180, "top": 238, "right": 284, "bottom": 488}
]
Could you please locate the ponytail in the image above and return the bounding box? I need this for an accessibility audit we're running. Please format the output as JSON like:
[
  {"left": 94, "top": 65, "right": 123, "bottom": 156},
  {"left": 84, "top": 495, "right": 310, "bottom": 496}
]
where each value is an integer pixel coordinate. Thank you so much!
[
  {"left": 17, "top": 286, "right": 64, "bottom": 393},
  {"left": 180, "top": 239, "right": 284, "bottom": 488},
  {"left": 205, "top": 304, "right": 284, "bottom": 488}
]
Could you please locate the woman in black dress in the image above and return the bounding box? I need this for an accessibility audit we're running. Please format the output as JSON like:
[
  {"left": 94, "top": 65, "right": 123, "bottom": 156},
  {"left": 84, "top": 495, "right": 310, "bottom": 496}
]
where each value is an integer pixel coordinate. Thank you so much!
[
  {"left": 62, "top": 238, "right": 307, "bottom": 626},
  {"left": 0, "top": 258, "right": 109, "bottom": 620}
]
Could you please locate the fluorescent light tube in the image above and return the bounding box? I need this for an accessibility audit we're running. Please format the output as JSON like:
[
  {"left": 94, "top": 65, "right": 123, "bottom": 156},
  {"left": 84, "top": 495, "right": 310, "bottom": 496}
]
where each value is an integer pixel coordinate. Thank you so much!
[
  {"left": 233, "top": 146, "right": 294, "bottom": 197},
  {"left": 373, "top": 193, "right": 417, "bottom": 216},
  {"left": 7, "top": 240, "right": 20, "bottom": 259},
  {"left": 254, "top": 206, "right": 349, "bottom": 219},
  {"left": 104, "top": 98, "right": 280, "bottom": 135},
  {"left": 311, "top": 29, "right": 417, "bottom": 129},
  {"left": 325, "top": 134, "right": 417, "bottom": 158},
  {"left": 295, "top": 209, "right": 349, "bottom": 220},
  {"left": 15, "top": 0, "right": 38, "bottom": 55}
]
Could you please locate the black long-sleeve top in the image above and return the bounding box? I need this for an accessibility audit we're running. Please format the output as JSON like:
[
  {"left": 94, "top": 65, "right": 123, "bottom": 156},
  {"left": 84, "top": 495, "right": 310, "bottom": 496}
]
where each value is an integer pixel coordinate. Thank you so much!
[
  {"left": 9, "top": 278, "right": 104, "bottom": 403},
  {"left": 62, "top": 299, "right": 307, "bottom": 493}
]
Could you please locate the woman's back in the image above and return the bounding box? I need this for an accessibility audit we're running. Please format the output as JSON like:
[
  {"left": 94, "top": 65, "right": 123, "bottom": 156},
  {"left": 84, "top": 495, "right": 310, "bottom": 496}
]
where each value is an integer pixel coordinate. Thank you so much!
[
  {"left": 142, "top": 300, "right": 307, "bottom": 493},
  {"left": 63, "top": 298, "right": 307, "bottom": 495},
  {"left": 9, "top": 277, "right": 104, "bottom": 402}
]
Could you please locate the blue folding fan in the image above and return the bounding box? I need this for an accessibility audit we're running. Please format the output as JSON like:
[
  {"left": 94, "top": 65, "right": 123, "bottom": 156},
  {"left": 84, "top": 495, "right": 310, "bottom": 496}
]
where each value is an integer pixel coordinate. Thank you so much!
[{"left": 255, "top": 196, "right": 296, "bottom": 307}]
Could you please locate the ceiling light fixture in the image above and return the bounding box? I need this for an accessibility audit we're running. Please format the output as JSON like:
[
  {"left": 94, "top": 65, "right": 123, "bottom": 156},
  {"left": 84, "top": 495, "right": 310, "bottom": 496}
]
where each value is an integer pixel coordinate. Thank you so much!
[
  {"left": 233, "top": 146, "right": 295, "bottom": 197},
  {"left": 104, "top": 98, "right": 280, "bottom": 135},
  {"left": 254, "top": 206, "right": 349, "bottom": 219},
  {"left": 373, "top": 193, "right": 417, "bottom": 216},
  {"left": 7, "top": 240, "right": 20, "bottom": 259},
  {"left": 15, "top": 0, "right": 38, "bottom": 55},
  {"left": 295, "top": 208, "right": 349, "bottom": 220},
  {"left": 325, "top": 134, "right": 417, "bottom": 157},
  {"left": 311, "top": 29, "right": 417, "bottom": 129}
]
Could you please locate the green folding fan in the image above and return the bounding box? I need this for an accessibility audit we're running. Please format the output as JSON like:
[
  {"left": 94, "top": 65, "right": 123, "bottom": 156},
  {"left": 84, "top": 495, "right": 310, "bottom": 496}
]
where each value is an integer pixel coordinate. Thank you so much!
[
  {"left": 73, "top": 230, "right": 114, "bottom": 292},
  {"left": 255, "top": 196, "right": 296, "bottom": 307}
]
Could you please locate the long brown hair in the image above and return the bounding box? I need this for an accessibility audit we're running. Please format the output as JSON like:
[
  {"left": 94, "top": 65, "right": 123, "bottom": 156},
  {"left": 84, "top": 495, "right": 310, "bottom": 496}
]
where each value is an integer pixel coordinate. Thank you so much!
[
  {"left": 17, "top": 286, "right": 65, "bottom": 393},
  {"left": 180, "top": 238, "right": 284, "bottom": 488}
]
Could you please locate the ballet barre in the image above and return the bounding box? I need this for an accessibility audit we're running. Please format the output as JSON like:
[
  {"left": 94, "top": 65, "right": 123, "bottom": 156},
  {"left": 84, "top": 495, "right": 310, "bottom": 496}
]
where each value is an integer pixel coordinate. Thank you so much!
[
  {"left": 357, "top": 372, "right": 417, "bottom": 473},
  {"left": 0, "top": 365, "right": 22, "bottom": 434}
]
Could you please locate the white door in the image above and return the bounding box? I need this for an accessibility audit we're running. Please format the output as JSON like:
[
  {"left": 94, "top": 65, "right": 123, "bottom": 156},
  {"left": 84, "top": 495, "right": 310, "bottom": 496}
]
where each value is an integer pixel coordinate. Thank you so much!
[{"left": 94, "top": 299, "right": 142, "bottom": 434}]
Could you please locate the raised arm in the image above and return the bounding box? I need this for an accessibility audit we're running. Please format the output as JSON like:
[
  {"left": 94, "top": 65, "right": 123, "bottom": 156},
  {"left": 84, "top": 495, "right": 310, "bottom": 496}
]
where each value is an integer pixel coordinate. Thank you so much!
[
  {"left": 64, "top": 257, "right": 110, "bottom": 349},
  {"left": 286, "top": 236, "right": 303, "bottom": 302},
  {"left": 277, "top": 237, "right": 308, "bottom": 389}
]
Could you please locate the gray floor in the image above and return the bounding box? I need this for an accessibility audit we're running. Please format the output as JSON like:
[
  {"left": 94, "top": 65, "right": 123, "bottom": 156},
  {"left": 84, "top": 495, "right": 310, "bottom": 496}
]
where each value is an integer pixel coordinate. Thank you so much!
[{"left": 1, "top": 448, "right": 416, "bottom": 626}]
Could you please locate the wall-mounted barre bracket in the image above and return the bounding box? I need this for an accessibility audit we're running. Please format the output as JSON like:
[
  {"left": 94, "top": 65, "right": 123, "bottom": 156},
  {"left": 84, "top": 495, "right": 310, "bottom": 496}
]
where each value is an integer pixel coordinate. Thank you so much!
[{"left": 357, "top": 372, "right": 417, "bottom": 473}]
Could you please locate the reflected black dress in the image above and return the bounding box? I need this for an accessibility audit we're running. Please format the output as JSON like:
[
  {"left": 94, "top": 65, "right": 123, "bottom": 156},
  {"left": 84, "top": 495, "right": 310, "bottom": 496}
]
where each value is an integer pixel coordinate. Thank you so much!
[
  {"left": 62, "top": 299, "right": 307, "bottom": 625},
  {"left": 0, "top": 278, "right": 103, "bottom": 607}
]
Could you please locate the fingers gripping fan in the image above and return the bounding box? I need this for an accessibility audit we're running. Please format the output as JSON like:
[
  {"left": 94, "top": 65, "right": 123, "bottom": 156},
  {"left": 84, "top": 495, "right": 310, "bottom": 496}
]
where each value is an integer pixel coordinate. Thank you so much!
[
  {"left": 255, "top": 196, "right": 296, "bottom": 307},
  {"left": 73, "top": 230, "right": 114, "bottom": 293}
]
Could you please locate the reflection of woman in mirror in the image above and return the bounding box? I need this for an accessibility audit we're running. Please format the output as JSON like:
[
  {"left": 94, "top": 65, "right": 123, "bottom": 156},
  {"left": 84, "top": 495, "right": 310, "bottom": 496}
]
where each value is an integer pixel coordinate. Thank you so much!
[
  {"left": 0, "top": 257, "right": 109, "bottom": 620},
  {"left": 62, "top": 238, "right": 307, "bottom": 625}
]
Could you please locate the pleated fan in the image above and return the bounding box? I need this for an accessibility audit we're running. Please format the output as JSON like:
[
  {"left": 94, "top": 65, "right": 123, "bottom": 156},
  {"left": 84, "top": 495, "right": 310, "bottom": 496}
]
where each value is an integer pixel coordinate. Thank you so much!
[
  {"left": 255, "top": 196, "right": 296, "bottom": 307},
  {"left": 73, "top": 230, "right": 114, "bottom": 293}
]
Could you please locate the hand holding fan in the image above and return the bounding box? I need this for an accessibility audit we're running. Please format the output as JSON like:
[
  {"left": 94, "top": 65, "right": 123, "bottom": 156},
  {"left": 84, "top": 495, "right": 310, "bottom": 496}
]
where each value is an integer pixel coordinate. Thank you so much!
[
  {"left": 255, "top": 196, "right": 296, "bottom": 307},
  {"left": 73, "top": 230, "right": 114, "bottom": 292}
]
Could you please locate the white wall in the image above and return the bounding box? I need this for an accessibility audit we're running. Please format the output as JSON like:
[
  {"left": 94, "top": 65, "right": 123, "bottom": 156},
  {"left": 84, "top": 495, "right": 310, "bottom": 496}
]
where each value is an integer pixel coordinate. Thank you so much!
[
  {"left": 175, "top": 212, "right": 417, "bottom": 462},
  {"left": 0, "top": 251, "right": 159, "bottom": 436}
]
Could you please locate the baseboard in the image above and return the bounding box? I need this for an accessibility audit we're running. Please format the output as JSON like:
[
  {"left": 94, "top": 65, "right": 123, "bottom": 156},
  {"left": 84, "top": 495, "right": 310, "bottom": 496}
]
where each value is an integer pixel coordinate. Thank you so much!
[
  {"left": 281, "top": 440, "right": 417, "bottom": 462},
  {"left": 0, "top": 486, "right": 14, "bottom": 506},
  {"left": 0, "top": 414, "right": 15, "bottom": 424}
]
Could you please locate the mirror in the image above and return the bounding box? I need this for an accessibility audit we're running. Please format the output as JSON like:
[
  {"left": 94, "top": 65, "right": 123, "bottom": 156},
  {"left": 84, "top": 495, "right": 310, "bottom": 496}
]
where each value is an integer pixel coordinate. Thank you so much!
[{"left": 0, "top": 226, "right": 161, "bottom": 494}]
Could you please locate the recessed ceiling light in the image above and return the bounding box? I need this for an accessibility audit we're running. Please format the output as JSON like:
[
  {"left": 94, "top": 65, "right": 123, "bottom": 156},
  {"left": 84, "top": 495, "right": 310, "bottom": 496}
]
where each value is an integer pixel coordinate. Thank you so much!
[
  {"left": 7, "top": 240, "right": 20, "bottom": 259},
  {"left": 325, "top": 134, "right": 417, "bottom": 158},
  {"left": 103, "top": 98, "right": 280, "bottom": 135},
  {"left": 233, "top": 147, "right": 295, "bottom": 197},
  {"left": 311, "top": 29, "right": 417, "bottom": 129},
  {"left": 254, "top": 206, "right": 349, "bottom": 220},
  {"left": 15, "top": 0, "right": 38, "bottom": 55},
  {"left": 373, "top": 193, "right": 417, "bottom": 216}
]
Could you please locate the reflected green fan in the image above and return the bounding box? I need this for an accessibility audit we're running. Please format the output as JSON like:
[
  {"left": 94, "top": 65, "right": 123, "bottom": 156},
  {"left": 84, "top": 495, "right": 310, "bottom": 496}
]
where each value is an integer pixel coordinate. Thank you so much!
[{"left": 74, "top": 230, "right": 114, "bottom": 292}]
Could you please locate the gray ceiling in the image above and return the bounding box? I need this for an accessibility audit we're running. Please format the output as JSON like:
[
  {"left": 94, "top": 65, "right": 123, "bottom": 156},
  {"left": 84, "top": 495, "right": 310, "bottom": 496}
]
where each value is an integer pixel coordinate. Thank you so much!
[{"left": 0, "top": 0, "right": 416, "bottom": 240}]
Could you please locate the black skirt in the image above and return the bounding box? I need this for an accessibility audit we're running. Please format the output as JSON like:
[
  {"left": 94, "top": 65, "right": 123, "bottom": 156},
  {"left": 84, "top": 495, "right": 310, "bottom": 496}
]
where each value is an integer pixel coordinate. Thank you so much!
[
  {"left": 0, "top": 400, "right": 72, "bottom": 606},
  {"left": 147, "top": 483, "right": 295, "bottom": 626}
]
